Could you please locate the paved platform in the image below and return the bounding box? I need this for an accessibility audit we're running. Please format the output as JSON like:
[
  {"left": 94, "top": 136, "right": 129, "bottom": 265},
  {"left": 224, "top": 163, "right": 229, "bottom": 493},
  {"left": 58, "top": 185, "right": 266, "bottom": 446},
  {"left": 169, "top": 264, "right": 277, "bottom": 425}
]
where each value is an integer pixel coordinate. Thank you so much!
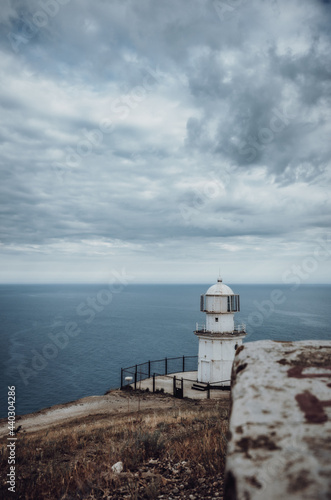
[
  {"left": 129, "top": 371, "right": 230, "bottom": 400},
  {"left": 224, "top": 340, "right": 331, "bottom": 500}
]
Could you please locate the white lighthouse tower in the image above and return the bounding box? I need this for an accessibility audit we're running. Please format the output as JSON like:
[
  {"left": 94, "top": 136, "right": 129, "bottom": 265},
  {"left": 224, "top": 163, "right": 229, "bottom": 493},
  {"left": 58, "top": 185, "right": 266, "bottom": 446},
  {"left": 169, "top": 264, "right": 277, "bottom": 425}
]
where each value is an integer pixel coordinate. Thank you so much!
[{"left": 195, "top": 278, "right": 246, "bottom": 386}]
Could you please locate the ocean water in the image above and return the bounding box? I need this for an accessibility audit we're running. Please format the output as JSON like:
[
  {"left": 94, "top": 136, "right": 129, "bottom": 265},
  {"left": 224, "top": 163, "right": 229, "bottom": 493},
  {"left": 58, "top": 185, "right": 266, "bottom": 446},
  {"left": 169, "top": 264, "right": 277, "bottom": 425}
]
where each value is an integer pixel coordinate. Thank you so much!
[{"left": 0, "top": 284, "right": 330, "bottom": 418}]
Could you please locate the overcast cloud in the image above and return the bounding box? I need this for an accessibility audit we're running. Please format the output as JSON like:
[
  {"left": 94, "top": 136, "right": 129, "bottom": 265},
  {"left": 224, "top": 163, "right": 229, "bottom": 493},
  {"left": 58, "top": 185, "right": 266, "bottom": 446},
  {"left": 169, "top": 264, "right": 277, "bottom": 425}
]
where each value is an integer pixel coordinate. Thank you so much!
[{"left": 0, "top": 0, "right": 330, "bottom": 283}]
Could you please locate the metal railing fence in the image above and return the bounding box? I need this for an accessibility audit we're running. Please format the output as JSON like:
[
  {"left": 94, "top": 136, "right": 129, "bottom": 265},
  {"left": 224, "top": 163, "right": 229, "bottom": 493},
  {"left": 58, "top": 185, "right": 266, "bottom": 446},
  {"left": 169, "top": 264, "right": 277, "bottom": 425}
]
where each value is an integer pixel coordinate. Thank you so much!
[{"left": 121, "top": 355, "right": 198, "bottom": 389}]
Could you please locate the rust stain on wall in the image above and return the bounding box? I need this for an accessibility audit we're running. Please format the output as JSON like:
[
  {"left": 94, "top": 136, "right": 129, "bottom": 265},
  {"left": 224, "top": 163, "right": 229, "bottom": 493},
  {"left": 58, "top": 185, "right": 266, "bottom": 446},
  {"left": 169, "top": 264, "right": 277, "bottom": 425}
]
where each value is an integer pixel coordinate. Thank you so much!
[
  {"left": 288, "top": 366, "right": 331, "bottom": 379},
  {"left": 295, "top": 391, "right": 331, "bottom": 424}
]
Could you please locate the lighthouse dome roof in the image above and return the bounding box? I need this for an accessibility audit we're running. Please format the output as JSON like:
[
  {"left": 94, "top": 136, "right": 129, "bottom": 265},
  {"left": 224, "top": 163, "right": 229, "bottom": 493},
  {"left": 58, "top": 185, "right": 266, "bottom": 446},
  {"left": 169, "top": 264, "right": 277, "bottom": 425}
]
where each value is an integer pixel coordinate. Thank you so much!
[{"left": 205, "top": 279, "right": 234, "bottom": 296}]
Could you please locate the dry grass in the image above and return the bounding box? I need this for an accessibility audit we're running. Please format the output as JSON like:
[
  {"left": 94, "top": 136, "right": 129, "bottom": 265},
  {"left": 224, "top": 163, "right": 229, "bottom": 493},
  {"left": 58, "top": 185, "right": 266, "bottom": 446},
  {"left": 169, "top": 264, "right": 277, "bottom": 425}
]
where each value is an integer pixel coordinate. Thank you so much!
[{"left": 0, "top": 394, "right": 229, "bottom": 499}]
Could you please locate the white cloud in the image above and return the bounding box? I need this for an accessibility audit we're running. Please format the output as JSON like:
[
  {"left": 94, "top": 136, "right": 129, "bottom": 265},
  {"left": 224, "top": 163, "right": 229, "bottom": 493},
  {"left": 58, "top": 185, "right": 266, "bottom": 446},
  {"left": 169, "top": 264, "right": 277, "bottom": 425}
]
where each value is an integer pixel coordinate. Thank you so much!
[{"left": 0, "top": 0, "right": 330, "bottom": 283}]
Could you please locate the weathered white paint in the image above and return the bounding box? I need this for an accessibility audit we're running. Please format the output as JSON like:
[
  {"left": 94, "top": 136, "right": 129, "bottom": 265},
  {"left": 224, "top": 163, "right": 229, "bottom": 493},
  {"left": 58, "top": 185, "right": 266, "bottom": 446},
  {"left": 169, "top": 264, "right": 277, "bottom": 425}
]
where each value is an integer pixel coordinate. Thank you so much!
[
  {"left": 205, "top": 294, "right": 230, "bottom": 313},
  {"left": 205, "top": 312, "right": 234, "bottom": 333},
  {"left": 205, "top": 282, "right": 234, "bottom": 296},
  {"left": 195, "top": 279, "right": 246, "bottom": 385},
  {"left": 197, "top": 336, "right": 244, "bottom": 383},
  {"left": 225, "top": 340, "right": 331, "bottom": 500}
]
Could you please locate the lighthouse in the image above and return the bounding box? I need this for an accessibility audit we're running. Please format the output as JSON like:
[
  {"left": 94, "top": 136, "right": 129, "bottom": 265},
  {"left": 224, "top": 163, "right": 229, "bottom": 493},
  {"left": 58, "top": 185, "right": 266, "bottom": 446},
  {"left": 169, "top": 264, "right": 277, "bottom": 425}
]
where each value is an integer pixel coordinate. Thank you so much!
[{"left": 194, "top": 278, "right": 246, "bottom": 386}]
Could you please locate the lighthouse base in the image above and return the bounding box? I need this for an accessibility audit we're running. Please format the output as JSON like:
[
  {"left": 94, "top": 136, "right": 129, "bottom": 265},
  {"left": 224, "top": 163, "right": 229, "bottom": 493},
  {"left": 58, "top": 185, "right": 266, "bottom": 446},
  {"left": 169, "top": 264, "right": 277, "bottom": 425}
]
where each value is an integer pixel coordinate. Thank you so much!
[{"left": 196, "top": 334, "right": 245, "bottom": 386}]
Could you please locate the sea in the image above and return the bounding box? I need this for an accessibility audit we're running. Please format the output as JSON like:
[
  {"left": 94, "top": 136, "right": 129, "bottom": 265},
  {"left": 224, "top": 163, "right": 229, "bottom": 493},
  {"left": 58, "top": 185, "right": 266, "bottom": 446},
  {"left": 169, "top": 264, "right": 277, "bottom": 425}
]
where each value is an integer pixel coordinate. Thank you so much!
[{"left": 0, "top": 284, "right": 330, "bottom": 419}]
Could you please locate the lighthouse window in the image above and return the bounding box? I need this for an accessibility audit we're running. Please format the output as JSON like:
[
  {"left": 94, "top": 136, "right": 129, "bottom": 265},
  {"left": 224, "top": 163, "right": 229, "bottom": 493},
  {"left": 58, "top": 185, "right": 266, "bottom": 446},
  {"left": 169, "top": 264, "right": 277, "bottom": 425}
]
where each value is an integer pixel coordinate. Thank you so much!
[
  {"left": 215, "top": 317, "right": 219, "bottom": 322},
  {"left": 233, "top": 295, "right": 239, "bottom": 312},
  {"left": 227, "top": 295, "right": 240, "bottom": 312}
]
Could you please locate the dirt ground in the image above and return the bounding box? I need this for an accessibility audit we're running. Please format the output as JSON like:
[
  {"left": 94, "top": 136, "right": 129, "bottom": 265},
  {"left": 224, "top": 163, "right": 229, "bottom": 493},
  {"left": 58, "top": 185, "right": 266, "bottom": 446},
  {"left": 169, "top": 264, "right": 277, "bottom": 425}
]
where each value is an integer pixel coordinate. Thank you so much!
[{"left": 0, "top": 389, "right": 228, "bottom": 437}]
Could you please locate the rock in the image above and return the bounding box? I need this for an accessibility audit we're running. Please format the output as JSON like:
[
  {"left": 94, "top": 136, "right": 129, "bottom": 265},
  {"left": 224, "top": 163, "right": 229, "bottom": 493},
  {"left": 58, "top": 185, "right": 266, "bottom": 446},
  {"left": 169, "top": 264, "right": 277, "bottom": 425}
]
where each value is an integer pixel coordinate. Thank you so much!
[{"left": 111, "top": 461, "right": 123, "bottom": 474}]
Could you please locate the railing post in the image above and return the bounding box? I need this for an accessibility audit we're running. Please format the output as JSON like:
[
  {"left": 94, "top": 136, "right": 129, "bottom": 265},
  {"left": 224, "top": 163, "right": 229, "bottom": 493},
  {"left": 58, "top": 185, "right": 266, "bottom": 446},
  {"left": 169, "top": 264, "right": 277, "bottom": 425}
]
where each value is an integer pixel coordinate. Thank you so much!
[
  {"left": 120, "top": 368, "right": 123, "bottom": 389},
  {"left": 134, "top": 366, "right": 137, "bottom": 390},
  {"left": 153, "top": 373, "right": 156, "bottom": 393},
  {"left": 182, "top": 355, "right": 185, "bottom": 372},
  {"left": 148, "top": 360, "right": 151, "bottom": 378},
  {"left": 165, "top": 357, "right": 168, "bottom": 375},
  {"left": 173, "top": 375, "right": 176, "bottom": 396},
  {"left": 207, "top": 383, "right": 210, "bottom": 399}
]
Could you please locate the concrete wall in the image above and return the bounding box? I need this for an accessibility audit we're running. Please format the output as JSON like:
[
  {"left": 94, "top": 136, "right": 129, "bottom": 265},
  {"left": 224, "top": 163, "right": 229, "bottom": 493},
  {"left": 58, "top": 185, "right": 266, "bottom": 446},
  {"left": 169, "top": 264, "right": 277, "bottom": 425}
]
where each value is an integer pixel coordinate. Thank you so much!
[{"left": 224, "top": 340, "right": 331, "bottom": 500}]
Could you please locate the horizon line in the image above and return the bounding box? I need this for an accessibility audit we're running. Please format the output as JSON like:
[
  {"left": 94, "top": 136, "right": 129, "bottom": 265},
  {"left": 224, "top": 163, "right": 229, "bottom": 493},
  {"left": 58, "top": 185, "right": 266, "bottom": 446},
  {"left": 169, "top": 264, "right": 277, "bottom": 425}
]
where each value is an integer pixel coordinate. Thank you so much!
[{"left": 0, "top": 282, "right": 330, "bottom": 286}]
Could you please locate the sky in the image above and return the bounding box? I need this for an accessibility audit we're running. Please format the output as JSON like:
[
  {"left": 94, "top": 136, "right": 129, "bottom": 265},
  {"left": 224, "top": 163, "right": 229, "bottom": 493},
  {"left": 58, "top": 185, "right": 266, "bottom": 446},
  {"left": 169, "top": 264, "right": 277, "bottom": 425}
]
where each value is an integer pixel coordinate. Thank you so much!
[{"left": 0, "top": 0, "right": 330, "bottom": 284}]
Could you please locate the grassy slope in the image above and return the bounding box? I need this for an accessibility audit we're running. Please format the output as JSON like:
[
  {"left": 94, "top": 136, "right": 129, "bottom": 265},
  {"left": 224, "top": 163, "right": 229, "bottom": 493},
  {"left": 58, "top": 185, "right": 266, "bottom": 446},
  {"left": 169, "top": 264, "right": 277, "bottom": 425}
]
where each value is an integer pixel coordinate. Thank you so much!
[{"left": 0, "top": 391, "right": 230, "bottom": 499}]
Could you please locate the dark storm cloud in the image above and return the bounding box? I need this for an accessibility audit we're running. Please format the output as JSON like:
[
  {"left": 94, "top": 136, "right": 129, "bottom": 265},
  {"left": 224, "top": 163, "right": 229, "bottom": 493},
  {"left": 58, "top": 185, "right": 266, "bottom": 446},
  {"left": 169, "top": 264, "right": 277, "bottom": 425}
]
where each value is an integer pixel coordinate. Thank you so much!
[
  {"left": 0, "top": 0, "right": 330, "bottom": 282},
  {"left": 184, "top": 40, "right": 331, "bottom": 178}
]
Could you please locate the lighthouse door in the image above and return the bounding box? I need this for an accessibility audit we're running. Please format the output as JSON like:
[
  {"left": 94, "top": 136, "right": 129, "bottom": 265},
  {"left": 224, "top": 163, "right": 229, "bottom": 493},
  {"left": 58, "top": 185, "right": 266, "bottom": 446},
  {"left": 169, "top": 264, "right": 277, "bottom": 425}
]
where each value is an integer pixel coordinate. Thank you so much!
[
  {"left": 173, "top": 377, "right": 183, "bottom": 399},
  {"left": 201, "top": 360, "right": 210, "bottom": 383}
]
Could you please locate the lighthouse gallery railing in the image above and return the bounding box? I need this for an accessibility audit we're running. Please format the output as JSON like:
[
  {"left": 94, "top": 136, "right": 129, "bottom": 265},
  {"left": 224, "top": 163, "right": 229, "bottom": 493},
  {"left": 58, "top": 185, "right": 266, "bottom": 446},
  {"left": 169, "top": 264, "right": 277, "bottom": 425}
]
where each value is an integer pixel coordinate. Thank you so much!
[
  {"left": 121, "top": 355, "right": 198, "bottom": 389},
  {"left": 195, "top": 322, "right": 246, "bottom": 333}
]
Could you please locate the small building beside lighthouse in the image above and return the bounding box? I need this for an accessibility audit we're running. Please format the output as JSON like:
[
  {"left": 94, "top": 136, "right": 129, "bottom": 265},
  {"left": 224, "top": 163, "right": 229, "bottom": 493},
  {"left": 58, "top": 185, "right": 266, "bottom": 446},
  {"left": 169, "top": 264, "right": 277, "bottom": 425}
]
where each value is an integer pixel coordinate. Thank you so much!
[{"left": 195, "top": 278, "right": 246, "bottom": 386}]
